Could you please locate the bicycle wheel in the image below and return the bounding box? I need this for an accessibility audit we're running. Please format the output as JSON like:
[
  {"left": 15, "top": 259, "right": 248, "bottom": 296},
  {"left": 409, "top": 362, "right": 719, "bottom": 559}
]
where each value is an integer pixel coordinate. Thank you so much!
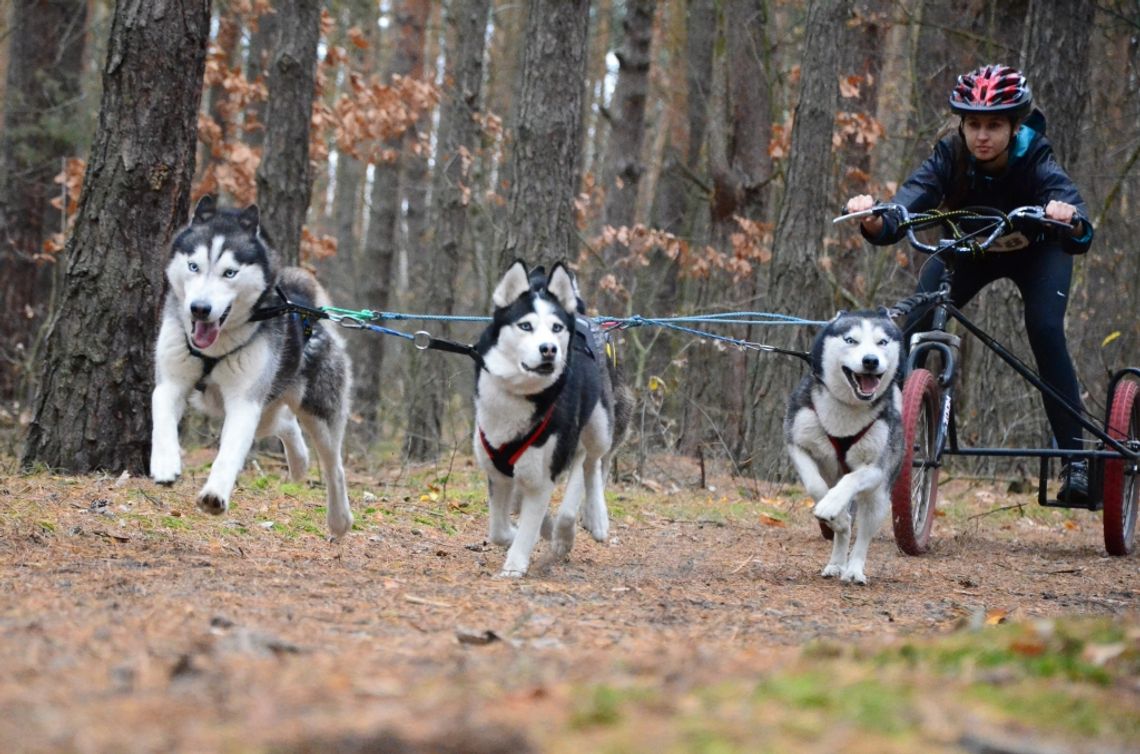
[
  {"left": 891, "top": 368, "right": 940, "bottom": 555},
  {"left": 1103, "top": 379, "right": 1139, "bottom": 556}
]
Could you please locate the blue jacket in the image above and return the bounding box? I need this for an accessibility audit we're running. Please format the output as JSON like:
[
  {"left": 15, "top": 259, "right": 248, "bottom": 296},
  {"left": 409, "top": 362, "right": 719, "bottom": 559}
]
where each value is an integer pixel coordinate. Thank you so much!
[{"left": 864, "top": 110, "right": 1094, "bottom": 255}]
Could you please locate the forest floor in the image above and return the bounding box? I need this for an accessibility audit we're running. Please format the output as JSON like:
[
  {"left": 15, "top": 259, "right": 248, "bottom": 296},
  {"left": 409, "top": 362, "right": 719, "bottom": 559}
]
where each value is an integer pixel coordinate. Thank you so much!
[{"left": 0, "top": 444, "right": 1138, "bottom": 753}]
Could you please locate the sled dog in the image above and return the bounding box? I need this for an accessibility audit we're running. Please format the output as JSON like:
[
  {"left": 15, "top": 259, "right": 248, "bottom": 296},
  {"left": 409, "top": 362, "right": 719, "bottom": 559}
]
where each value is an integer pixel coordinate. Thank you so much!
[
  {"left": 784, "top": 310, "right": 904, "bottom": 584},
  {"left": 150, "top": 196, "right": 353, "bottom": 538},
  {"left": 473, "top": 260, "right": 632, "bottom": 577}
]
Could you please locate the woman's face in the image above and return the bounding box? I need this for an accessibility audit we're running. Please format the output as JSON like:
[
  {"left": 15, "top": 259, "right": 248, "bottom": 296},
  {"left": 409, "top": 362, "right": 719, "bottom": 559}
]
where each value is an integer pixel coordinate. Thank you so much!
[{"left": 961, "top": 114, "right": 1014, "bottom": 165}]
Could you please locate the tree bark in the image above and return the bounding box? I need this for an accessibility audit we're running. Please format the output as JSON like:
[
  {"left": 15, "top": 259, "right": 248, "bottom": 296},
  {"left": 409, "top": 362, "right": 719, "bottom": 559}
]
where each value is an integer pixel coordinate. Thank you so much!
[
  {"left": 403, "top": 0, "right": 492, "bottom": 461},
  {"left": 753, "top": 0, "right": 848, "bottom": 478},
  {"left": 497, "top": 0, "right": 592, "bottom": 273},
  {"left": 254, "top": 0, "right": 320, "bottom": 265},
  {"left": 22, "top": 0, "right": 211, "bottom": 473},
  {"left": 0, "top": 0, "right": 88, "bottom": 404},
  {"left": 1022, "top": 0, "right": 1093, "bottom": 165}
]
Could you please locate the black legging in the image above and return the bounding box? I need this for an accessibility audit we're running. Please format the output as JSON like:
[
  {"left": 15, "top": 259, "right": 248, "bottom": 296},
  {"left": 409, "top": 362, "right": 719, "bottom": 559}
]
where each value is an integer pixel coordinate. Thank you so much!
[{"left": 906, "top": 241, "right": 1085, "bottom": 452}]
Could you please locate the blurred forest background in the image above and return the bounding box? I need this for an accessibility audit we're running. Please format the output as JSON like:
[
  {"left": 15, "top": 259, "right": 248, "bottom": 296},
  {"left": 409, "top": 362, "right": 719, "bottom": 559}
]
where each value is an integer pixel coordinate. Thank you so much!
[{"left": 0, "top": 0, "right": 1136, "bottom": 483}]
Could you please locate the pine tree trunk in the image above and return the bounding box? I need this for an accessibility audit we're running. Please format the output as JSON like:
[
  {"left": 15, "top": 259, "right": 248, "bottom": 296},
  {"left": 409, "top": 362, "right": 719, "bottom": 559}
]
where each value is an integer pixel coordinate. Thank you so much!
[
  {"left": 498, "top": 0, "right": 591, "bottom": 273},
  {"left": 22, "top": 0, "right": 211, "bottom": 473},
  {"left": 753, "top": 0, "right": 847, "bottom": 479},
  {"left": 402, "top": 0, "right": 492, "bottom": 462},
  {"left": 1022, "top": 0, "right": 1092, "bottom": 165},
  {"left": 254, "top": 0, "right": 320, "bottom": 265},
  {"left": 0, "top": 0, "right": 88, "bottom": 404}
]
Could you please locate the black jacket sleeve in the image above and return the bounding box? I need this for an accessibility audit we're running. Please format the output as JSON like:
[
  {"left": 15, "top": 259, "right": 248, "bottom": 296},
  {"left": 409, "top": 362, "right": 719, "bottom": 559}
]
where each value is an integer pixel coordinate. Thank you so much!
[
  {"left": 860, "top": 138, "right": 956, "bottom": 246},
  {"left": 1030, "top": 150, "right": 1094, "bottom": 255}
]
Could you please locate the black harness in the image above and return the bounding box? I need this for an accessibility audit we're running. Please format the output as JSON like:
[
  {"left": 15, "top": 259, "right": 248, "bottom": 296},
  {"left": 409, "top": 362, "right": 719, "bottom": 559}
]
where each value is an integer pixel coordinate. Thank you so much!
[{"left": 186, "top": 286, "right": 322, "bottom": 392}]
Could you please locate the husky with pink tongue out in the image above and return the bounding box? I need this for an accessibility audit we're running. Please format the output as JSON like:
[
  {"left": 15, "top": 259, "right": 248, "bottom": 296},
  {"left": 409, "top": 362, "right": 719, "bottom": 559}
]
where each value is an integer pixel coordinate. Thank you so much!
[
  {"left": 783, "top": 310, "right": 904, "bottom": 585},
  {"left": 150, "top": 196, "right": 354, "bottom": 539}
]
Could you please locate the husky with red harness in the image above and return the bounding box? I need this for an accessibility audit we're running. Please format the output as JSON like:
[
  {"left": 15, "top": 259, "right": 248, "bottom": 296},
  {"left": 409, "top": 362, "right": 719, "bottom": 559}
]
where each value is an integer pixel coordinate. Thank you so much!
[
  {"left": 474, "top": 260, "right": 631, "bottom": 578},
  {"left": 784, "top": 310, "right": 904, "bottom": 585}
]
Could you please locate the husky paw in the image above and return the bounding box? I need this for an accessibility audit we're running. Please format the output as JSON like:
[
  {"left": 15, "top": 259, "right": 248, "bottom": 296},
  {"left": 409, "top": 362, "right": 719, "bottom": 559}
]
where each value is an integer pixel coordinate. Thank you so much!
[
  {"left": 327, "top": 509, "right": 353, "bottom": 539},
  {"left": 840, "top": 566, "right": 868, "bottom": 585},
  {"left": 497, "top": 567, "right": 527, "bottom": 579},
  {"left": 813, "top": 511, "right": 849, "bottom": 534},
  {"left": 489, "top": 526, "right": 516, "bottom": 548},
  {"left": 150, "top": 455, "right": 181, "bottom": 486},
  {"left": 551, "top": 518, "right": 576, "bottom": 559},
  {"left": 197, "top": 492, "right": 228, "bottom": 516},
  {"left": 821, "top": 563, "right": 844, "bottom": 578},
  {"left": 540, "top": 513, "right": 553, "bottom": 540},
  {"left": 581, "top": 510, "right": 609, "bottom": 542}
]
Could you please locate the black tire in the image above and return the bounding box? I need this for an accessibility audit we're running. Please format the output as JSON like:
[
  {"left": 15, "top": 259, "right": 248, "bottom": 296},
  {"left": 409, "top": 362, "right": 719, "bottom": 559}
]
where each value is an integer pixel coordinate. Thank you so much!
[
  {"left": 891, "top": 368, "right": 940, "bottom": 555},
  {"left": 1103, "top": 380, "right": 1139, "bottom": 556}
]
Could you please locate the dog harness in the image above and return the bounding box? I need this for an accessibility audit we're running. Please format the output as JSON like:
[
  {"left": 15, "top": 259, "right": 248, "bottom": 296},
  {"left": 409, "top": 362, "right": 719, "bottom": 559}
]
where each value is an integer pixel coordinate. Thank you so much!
[
  {"left": 478, "top": 401, "right": 558, "bottom": 478},
  {"left": 825, "top": 421, "right": 874, "bottom": 475}
]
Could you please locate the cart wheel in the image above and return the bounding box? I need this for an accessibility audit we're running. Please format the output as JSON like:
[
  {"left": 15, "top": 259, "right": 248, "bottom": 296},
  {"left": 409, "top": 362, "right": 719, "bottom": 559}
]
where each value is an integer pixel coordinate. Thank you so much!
[
  {"left": 892, "top": 368, "right": 940, "bottom": 555},
  {"left": 1103, "top": 379, "right": 1139, "bottom": 556}
]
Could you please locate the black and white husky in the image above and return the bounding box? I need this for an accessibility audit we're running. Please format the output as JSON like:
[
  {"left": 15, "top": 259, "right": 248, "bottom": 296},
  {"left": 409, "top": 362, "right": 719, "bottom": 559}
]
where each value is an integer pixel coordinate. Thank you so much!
[
  {"left": 150, "top": 196, "right": 354, "bottom": 538},
  {"left": 473, "top": 261, "right": 632, "bottom": 577},
  {"left": 784, "top": 310, "right": 904, "bottom": 584}
]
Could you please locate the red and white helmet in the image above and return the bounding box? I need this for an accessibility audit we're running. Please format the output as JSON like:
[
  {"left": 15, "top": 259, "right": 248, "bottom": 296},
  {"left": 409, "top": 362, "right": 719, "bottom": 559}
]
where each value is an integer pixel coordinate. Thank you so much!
[{"left": 949, "top": 64, "right": 1033, "bottom": 119}]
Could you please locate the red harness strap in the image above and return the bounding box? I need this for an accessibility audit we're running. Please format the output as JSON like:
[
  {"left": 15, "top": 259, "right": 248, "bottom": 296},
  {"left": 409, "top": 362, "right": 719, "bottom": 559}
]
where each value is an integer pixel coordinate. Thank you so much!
[
  {"left": 826, "top": 421, "right": 874, "bottom": 474},
  {"left": 479, "top": 401, "right": 558, "bottom": 478}
]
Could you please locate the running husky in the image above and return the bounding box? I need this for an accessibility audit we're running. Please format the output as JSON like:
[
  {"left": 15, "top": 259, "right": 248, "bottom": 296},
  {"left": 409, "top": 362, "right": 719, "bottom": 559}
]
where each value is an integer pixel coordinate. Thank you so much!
[
  {"left": 784, "top": 310, "right": 904, "bottom": 584},
  {"left": 474, "top": 260, "right": 632, "bottom": 577},
  {"left": 150, "top": 196, "right": 354, "bottom": 538}
]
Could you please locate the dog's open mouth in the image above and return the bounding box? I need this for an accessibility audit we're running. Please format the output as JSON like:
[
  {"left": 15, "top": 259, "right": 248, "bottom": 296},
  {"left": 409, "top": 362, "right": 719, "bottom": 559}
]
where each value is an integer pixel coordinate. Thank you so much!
[
  {"left": 843, "top": 367, "right": 882, "bottom": 401},
  {"left": 523, "top": 361, "right": 556, "bottom": 376},
  {"left": 191, "top": 308, "right": 230, "bottom": 350}
]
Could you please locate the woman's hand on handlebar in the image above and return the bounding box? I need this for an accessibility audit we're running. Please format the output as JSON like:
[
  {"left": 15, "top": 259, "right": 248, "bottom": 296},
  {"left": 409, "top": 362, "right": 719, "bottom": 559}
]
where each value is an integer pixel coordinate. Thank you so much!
[
  {"left": 845, "top": 194, "right": 883, "bottom": 235},
  {"left": 1044, "top": 200, "right": 1085, "bottom": 236}
]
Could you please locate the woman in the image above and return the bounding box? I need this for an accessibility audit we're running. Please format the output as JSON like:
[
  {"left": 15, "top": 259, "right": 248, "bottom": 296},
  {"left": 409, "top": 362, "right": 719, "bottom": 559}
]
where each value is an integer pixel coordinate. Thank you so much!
[{"left": 846, "top": 64, "right": 1094, "bottom": 504}]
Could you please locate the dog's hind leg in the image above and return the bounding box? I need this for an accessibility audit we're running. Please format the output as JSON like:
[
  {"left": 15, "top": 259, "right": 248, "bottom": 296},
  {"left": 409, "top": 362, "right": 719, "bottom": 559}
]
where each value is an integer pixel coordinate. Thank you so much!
[
  {"left": 258, "top": 405, "right": 310, "bottom": 482},
  {"left": 297, "top": 412, "right": 353, "bottom": 539},
  {"left": 842, "top": 489, "right": 889, "bottom": 585},
  {"left": 580, "top": 455, "right": 609, "bottom": 542}
]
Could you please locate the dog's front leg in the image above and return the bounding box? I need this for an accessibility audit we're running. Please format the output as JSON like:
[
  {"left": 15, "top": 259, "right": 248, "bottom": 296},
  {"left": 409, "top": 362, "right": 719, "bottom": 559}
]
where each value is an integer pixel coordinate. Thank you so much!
[
  {"left": 842, "top": 486, "right": 891, "bottom": 585},
  {"left": 150, "top": 380, "right": 192, "bottom": 484},
  {"left": 787, "top": 445, "right": 831, "bottom": 504},
  {"left": 812, "top": 464, "right": 885, "bottom": 535},
  {"left": 486, "top": 477, "right": 516, "bottom": 547},
  {"left": 197, "top": 399, "right": 262, "bottom": 516},
  {"left": 500, "top": 483, "right": 553, "bottom": 577}
]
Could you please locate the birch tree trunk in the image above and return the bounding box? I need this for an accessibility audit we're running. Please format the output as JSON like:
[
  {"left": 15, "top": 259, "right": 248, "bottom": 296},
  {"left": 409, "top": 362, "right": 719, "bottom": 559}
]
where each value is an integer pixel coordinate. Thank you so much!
[{"left": 23, "top": 0, "right": 211, "bottom": 473}]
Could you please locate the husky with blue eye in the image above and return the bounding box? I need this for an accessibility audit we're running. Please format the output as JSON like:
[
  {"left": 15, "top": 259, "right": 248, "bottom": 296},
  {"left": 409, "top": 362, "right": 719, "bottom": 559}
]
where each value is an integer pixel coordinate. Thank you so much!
[
  {"left": 473, "top": 260, "right": 632, "bottom": 577},
  {"left": 784, "top": 310, "right": 904, "bottom": 584},
  {"left": 149, "top": 195, "right": 353, "bottom": 538}
]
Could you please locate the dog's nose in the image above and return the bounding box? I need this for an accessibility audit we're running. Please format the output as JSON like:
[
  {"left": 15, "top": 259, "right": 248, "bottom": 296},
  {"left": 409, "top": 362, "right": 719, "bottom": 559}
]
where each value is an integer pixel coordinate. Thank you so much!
[
  {"left": 190, "top": 301, "right": 212, "bottom": 320},
  {"left": 862, "top": 354, "right": 880, "bottom": 371},
  {"left": 539, "top": 342, "right": 558, "bottom": 360}
]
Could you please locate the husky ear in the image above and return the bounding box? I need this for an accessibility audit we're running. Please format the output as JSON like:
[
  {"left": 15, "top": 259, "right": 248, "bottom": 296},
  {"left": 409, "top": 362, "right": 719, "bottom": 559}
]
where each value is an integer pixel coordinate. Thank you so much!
[
  {"left": 192, "top": 195, "right": 217, "bottom": 224},
  {"left": 238, "top": 204, "right": 261, "bottom": 235},
  {"left": 492, "top": 260, "right": 531, "bottom": 308},
  {"left": 546, "top": 262, "right": 578, "bottom": 313}
]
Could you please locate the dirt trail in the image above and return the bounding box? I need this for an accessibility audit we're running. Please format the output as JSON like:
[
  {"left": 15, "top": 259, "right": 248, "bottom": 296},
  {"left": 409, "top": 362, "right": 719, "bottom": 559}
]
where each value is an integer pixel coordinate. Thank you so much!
[{"left": 0, "top": 459, "right": 1136, "bottom": 752}]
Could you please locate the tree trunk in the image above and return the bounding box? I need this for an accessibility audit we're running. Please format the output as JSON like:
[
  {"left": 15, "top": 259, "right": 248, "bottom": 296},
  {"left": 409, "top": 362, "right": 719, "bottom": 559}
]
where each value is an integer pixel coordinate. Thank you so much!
[
  {"left": 402, "top": 0, "right": 492, "bottom": 462},
  {"left": 0, "top": 0, "right": 88, "bottom": 404},
  {"left": 254, "top": 0, "right": 320, "bottom": 265},
  {"left": 754, "top": 0, "right": 848, "bottom": 479},
  {"left": 356, "top": 0, "right": 429, "bottom": 435},
  {"left": 1022, "top": 0, "right": 1093, "bottom": 165},
  {"left": 22, "top": 0, "right": 211, "bottom": 473},
  {"left": 497, "top": 0, "right": 591, "bottom": 273},
  {"left": 243, "top": 6, "right": 277, "bottom": 150}
]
